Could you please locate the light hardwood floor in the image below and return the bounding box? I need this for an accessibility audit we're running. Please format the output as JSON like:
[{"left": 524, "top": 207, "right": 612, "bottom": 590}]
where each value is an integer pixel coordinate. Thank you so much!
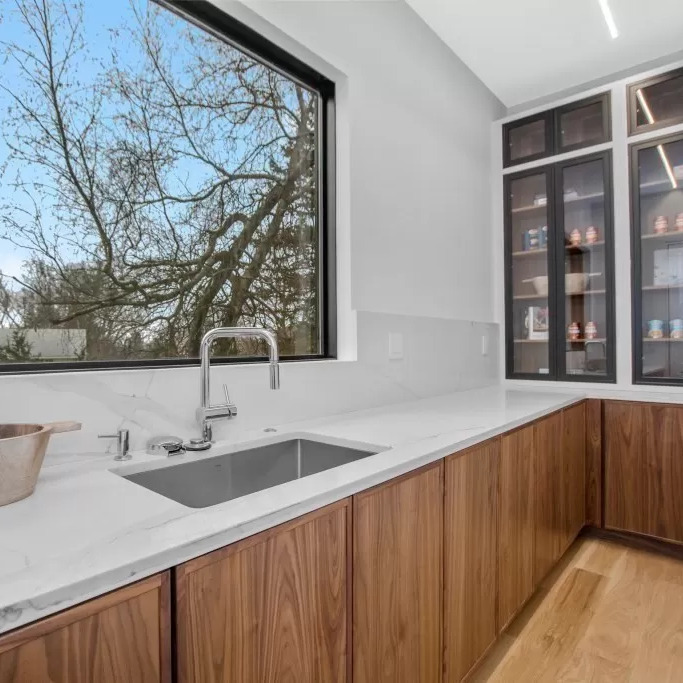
[{"left": 471, "top": 536, "right": 683, "bottom": 682}]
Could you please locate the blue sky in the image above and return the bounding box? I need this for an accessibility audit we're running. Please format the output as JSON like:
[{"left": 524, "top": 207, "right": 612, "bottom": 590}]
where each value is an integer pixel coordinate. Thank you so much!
[
  {"left": 0, "top": 0, "right": 226, "bottom": 281},
  {"left": 0, "top": 0, "right": 150, "bottom": 279},
  {"left": 0, "top": 0, "right": 313, "bottom": 298}
]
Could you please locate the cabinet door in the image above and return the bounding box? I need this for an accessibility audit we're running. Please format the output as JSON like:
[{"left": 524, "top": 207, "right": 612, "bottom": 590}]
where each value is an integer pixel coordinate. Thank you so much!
[
  {"left": 556, "top": 151, "right": 615, "bottom": 381},
  {"left": 533, "top": 411, "right": 563, "bottom": 584},
  {"left": 444, "top": 440, "right": 499, "bottom": 683},
  {"left": 505, "top": 168, "right": 556, "bottom": 379},
  {"left": 560, "top": 402, "right": 586, "bottom": 550},
  {"left": 605, "top": 401, "right": 683, "bottom": 543},
  {"left": 353, "top": 463, "right": 443, "bottom": 683},
  {"left": 499, "top": 424, "right": 536, "bottom": 630},
  {"left": 0, "top": 573, "right": 170, "bottom": 683},
  {"left": 631, "top": 133, "right": 683, "bottom": 385},
  {"left": 503, "top": 112, "right": 552, "bottom": 167},
  {"left": 176, "top": 501, "right": 349, "bottom": 683},
  {"left": 556, "top": 94, "right": 611, "bottom": 154}
]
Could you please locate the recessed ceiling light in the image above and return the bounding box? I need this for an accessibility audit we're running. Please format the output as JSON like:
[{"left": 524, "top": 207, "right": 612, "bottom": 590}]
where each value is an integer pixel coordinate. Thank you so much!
[{"left": 597, "top": 0, "right": 619, "bottom": 39}]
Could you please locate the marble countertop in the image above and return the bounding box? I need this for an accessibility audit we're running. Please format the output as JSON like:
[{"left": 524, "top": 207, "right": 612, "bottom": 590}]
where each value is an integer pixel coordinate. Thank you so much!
[{"left": 0, "top": 386, "right": 583, "bottom": 634}]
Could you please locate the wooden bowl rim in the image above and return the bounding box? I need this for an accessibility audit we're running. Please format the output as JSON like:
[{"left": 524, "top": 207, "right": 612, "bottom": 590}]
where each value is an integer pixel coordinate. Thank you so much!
[{"left": 0, "top": 423, "right": 51, "bottom": 442}]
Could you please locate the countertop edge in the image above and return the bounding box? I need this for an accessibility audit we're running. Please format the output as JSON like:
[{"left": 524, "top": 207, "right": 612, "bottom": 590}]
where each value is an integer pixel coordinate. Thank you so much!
[{"left": 0, "top": 391, "right": 584, "bottom": 635}]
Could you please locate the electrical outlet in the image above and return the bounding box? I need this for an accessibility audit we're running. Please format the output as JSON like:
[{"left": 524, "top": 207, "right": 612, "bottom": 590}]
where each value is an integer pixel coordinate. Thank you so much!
[{"left": 481, "top": 333, "right": 489, "bottom": 357}]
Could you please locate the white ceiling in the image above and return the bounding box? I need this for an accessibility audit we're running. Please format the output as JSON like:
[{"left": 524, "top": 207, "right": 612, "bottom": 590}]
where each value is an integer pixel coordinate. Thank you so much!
[{"left": 405, "top": 0, "right": 683, "bottom": 108}]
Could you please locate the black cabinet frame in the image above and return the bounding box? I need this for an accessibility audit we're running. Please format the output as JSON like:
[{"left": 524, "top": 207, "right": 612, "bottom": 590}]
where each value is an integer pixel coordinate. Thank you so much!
[
  {"left": 555, "top": 93, "right": 612, "bottom": 155},
  {"left": 503, "top": 92, "right": 611, "bottom": 168},
  {"left": 504, "top": 164, "right": 557, "bottom": 379},
  {"left": 628, "top": 67, "right": 683, "bottom": 136},
  {"left": 630, "top": 131, "right": 683, "bottom": 386},
  {"left": 554, "top": 150, "right": 616, "bottom": 383},
  {"left": 505, "top": 151, "right": 616, "bottom": 382},
  {"left": 503, "top": 111, "right": 553, "bottom": 168}
]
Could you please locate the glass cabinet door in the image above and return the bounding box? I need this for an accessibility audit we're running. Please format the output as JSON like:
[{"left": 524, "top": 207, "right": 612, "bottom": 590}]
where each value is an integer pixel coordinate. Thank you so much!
[
  {"left": 629, "top": 68, "right": 683, "bottom": 135},
  {"left": 556, "top": 153, "right": 614, "bottom": 380},
  {"left": 506, "top": 169, "right": 554, "bottom": 377},
  {"left": 504, "top": 114, "right": 551, "bottom": 167},
  {"left": 633, "top": 133, "right": 683, "bottom": 384},
  {"left": 557, "top": 95, "right": 610, "bottom": 153}
]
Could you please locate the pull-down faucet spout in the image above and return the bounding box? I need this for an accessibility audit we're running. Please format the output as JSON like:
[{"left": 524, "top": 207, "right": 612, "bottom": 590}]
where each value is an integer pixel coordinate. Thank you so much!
[{"left": 196, "top": 327, "right": 280, "bottom": 443}]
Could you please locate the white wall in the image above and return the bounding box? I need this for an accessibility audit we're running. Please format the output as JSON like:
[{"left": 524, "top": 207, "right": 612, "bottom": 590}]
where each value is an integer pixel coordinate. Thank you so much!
[
  {"left": 493, "top": 57, "right": 683, "bottom": 395},
  {"left": 0, "top": 0, "right": 504, "bottom": 455},
  {"left": 224, "top": 0, "right": 504, "bottom": 323}
]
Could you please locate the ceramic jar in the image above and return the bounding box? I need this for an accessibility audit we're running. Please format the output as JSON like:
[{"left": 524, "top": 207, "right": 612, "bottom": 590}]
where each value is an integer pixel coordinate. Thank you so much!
[
  {"left": 654, "top": 216, "right": 669, "bottom": 234},
  {"left": 648, "top": 319, "right": 664, "bottom": 339}
]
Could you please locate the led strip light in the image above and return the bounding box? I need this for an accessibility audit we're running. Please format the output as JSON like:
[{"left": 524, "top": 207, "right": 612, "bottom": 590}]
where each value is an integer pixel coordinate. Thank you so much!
[{"left": 636, "top": 88, "right": 678, "bottom": 190}]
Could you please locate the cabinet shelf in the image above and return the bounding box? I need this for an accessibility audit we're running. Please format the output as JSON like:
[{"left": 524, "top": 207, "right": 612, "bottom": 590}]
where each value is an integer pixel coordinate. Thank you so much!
[
  {"left": 512, "top": 241, "right": 605, "bottom": 258},
  {"left": 512, "top": 293, "right": 548, "bottom": 301},
  {"left": 642, "top": 284, "right": 683, "bottom": 291},
  {"left": 641, "top": 232, "right": 683, "bottom": 242},
  {"left": 512, "top": 248, "right": 548, "bottom": 257},
  {"left": 566, "top": 241, "right": 605, "bottom": 250},
  {"left": 567, "top": 289, "right": 606, "bottom": 296},
  {"left": 643, "top": 337, "right": 683, "bottom": 342},
  {"left": 639, "top": 179, "right": 683, "bottom": 197},
  {"left": 515, "top": 338, "right": 606, "bottom": 344},
  {"left": 511, "top": 191, "right": 605, "bottom": 216}
]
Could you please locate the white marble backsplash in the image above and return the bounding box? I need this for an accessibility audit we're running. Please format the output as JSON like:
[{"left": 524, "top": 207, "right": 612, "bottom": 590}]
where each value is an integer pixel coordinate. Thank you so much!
[{"left": 0, "top": 311, "right": 499, "bottom": 457}]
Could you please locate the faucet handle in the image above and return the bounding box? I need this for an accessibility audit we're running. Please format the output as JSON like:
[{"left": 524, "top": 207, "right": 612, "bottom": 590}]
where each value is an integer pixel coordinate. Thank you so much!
[{"left": 223, "top": 384, "right": 237, "bottom": 416}]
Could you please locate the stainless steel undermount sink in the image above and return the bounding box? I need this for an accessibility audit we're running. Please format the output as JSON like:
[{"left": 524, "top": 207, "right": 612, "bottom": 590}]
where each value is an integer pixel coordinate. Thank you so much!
[{"left": 120, "top": 437, "right": 379, "bottom": 508}]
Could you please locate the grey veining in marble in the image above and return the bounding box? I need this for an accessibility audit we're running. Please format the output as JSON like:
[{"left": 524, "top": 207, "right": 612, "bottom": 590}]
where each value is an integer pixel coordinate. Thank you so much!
[{"left": 0, "top": 386, "right": 582, "bottom": 634}]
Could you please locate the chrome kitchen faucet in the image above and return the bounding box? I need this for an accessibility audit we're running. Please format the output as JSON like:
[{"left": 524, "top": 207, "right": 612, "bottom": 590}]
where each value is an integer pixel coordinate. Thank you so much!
[{"left": 196, "top": 327, "right": 280, "bottom": 444}]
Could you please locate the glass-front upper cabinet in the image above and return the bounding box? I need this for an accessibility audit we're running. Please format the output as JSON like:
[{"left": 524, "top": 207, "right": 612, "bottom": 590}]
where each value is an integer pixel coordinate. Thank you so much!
[
  {"left": 556, "top": 94, "right": 611, "bottom": 154},
  {"left": 629, "top": 68, "right": 683, "bottom": 135},
  {"left": 632, "top": 133, "right": 683, "bottom": 384},
  {"left": 506, "top": 169, "right": 554, "bottom": 377},
  {"left": 504, "top": 114, "right": 552, "bottom": 167},
  {"left": 556, "top": 153, "right": 615, "bottom": 380},
  {"left": 505, "top": 151, "right": 615, "bottom": 382},
  {"left": 503, "top": 94, "right": 611, "bottom": 168}
]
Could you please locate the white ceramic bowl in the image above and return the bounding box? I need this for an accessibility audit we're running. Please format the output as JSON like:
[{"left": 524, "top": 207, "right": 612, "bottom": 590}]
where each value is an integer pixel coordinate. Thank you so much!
[{"left": 523, "top": 273, "right": 601, "bottom": 296}]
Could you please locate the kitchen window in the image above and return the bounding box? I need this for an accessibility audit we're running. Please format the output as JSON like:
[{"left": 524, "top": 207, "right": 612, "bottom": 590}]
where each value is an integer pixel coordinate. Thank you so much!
[{"left": 0, "top": 0, "right": 335, "bottom": 372}]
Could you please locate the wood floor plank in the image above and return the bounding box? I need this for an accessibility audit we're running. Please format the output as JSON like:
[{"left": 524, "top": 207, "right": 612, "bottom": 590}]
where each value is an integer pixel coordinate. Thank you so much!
[
  {"left": 474, "top": 537, "right": 683, "bottom": 683},
  {"left": 482, "top": 568, "right": 605, "bottom": 682},
  {"left": 629, "top": 577, "right": 683, "bottom": 682},
  {"left": 579, "top": 547, "right": 658, "bottom": 669},
  {"left": 574, "top": 538, "right": 627, "bottom": 577},
  {"left": 554, "top": 650, "right": 631, "bottom": 683}
]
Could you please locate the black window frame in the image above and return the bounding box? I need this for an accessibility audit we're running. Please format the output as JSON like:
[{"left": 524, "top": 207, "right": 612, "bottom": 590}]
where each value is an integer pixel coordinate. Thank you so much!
[
  {"left": 0, "top": 0, "right": 337, "bottom": 375},
  {"left": 503, "top": 92, "right": 612, "bottom": 168},
  {"left": 628, "top": 67, "right": 683, "bottom": 136}
]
